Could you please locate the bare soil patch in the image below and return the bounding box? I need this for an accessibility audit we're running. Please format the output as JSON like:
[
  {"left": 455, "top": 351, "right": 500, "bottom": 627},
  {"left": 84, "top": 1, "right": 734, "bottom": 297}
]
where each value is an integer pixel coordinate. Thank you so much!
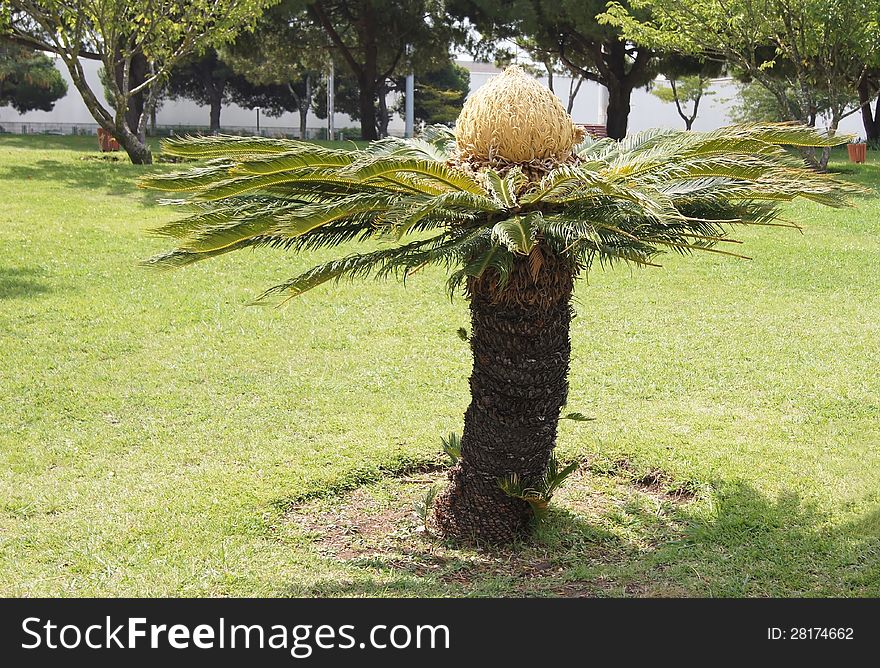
[{"left": 286, "top": 460, "right": 699, "bottom": 597}]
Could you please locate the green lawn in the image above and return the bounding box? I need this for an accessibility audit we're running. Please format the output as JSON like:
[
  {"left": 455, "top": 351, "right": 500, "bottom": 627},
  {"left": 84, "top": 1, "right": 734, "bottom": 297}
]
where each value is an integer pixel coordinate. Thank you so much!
[{"left": 1, "top": 134, "right": 878, "bottom": 597}]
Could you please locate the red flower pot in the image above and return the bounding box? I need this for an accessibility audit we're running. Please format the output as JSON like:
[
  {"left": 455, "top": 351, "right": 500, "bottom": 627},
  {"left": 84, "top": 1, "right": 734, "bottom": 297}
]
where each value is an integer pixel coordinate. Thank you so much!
[
  {"left": 847, "top": 143, "right": 866, "bottom": 164},
  {"left": 97, "top": 128, "right": 121, "bottom": 152}
]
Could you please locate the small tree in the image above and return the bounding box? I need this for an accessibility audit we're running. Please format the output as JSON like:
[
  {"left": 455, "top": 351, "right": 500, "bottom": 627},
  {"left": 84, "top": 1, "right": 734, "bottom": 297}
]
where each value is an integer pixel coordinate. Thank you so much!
[
  {"left": 728, "top": 82, "right": 807, "bottom": 125},
  {"left": 651, "top": 75, "right": 712, "bottom": 130},
  {"left": 141, "top": 67, "right": 854, "bottom": 543},
  {"left": 0, "top": 40, "right": 67, "bottom": 112},
  {"left": 5, "top": 0, "right": 273, "bottom": 164}
]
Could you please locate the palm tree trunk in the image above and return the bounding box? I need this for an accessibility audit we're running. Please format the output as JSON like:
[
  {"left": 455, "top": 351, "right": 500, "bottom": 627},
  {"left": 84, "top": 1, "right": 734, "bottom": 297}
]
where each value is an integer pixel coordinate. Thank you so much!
[{"left": 434, "top": 250, "right": 574, "bottom": 542}]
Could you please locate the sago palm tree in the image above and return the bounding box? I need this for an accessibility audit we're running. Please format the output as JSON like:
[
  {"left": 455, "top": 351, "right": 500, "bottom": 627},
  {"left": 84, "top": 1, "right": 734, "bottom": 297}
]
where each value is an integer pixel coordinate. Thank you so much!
[{"left": 141, "top": 66, "right": 855, "bottom": 544}]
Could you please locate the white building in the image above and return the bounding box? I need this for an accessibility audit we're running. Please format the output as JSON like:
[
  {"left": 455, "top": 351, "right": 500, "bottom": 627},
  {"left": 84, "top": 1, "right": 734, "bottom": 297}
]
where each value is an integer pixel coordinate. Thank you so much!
[{"left": 0, "top": 56, "right": 865, "bottom": 138}]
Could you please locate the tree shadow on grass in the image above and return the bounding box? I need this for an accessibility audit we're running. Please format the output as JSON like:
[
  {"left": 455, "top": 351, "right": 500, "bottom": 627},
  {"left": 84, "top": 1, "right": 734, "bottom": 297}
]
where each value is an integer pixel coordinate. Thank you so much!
[
  {"left": 643, "top": 482, "right": 880, "bottom": 597},
  {"left": 2, "top": 158, "right": 168, "bottom": 206},
  {"left": 272, "top": 479, "right": 880, "bottom": 598},
  {"left": 0, "top": 267, "right": 52, "bottom": 300}
]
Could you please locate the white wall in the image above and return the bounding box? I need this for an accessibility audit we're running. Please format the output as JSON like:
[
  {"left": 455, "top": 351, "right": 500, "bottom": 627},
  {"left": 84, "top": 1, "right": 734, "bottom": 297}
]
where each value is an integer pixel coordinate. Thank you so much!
[
  {"left": 0, "top": 56, "right": 355, "bottom": 133},
  {"left": 465, "top": 69, "right": 865, "bottom": 137},
  {"left": 1, "top": 55, "right": 866, "bottom": 138}
]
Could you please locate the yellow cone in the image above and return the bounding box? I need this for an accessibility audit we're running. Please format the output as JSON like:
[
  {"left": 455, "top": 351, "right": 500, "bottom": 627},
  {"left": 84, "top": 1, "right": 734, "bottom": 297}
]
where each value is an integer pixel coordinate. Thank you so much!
[{"left": 455, "top": 66, "right": 585, "bottom": 164}]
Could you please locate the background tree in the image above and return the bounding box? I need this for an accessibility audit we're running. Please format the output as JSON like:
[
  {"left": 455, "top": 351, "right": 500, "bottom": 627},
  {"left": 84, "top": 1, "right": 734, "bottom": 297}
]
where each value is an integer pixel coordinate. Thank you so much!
[
  {"left": 651, "top": 76, "right": 710, "bottom": 130},
  {"left": 651, "top": 56, "right": 722, "bottom": 130},
  {"left": 299, "top": 0, "right": 457, "bottom": 139},
  {"left": 5, "top": 0, "right": 274, "bottom": 164},
  {"left": 452, "top": 0, "right": 659, "bottom": 138},
  {"left": 223, "top": 3, "right": 327, "bottom": 139},
  {"left": 727, "top": 81, "right": 811, "bottom": 125},
  {"left": 311, "top": 68, "right": 361, "bottom": 127},
  {"left": 166, "top": 50, "right": 239, "bottom": 133},
  {"left": 0, "top": 40, "right": 67, "bottom": 112},
  {"left": 391, "top": 58, "right": 470, "bottom": 126},
  {"left": 165, "top": 49, "right": 308, "bottom": 133},
  {"left": 601, "top": 0, "right": 880, "bottom": 169},
  {"left": 140, "top": 67, "right": 854, "bottom": 543}
]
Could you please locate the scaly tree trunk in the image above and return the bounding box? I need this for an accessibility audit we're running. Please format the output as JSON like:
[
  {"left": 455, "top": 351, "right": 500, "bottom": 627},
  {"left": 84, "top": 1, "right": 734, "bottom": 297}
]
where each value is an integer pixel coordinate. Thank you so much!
[{"left": 434, "top": 250, "right": 574, "bottom": 542}]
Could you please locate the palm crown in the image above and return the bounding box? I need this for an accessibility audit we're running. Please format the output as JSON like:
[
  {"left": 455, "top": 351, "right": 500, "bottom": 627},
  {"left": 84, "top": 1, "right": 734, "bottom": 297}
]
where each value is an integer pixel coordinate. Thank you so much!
[{"left": 141, "top": 123, "right": 853, "bottom": 303}]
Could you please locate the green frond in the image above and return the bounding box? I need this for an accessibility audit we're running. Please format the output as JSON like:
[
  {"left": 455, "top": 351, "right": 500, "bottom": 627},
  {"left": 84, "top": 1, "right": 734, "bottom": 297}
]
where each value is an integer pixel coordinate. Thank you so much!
[
  {"left": 139, "top": 163, "right": 234, "bottom": 192},
  {"left": 484, "top": 168, "right": 519, "bottom": 207},
  {"left": 383, "top": 190, "right": 501, "bottom": 239},
  {"left": 716, "top": 122, "right": 851, "bottom": 148},
  {"left": 521, "top": 165, "right": 584, "bottom": 203},
  {"left": 498, "top": 454, "right": 579, "bottom": 522},
  {"left": 447, "top": 242, "right": 514, "bottom": 294},
  {"left": 255, "top": 237, "right": 441, "bottom": 302},
  {"left": 491, "top": 212, "right": 541, "bottom": 255},
  {"left": 140, "top": 240, "right": 255, "bottom": 269},
  {"left": 161, "top": 134, "right": 300, "bottom": 159},
  {"left": 419, "top": 124, "right": 458, "bottom": 155},
  {"left": 258, "top": 229, "right": 489, "bottom": 303},
  {"left": 349, "top": 158, "right": 486, "bottom": 195},
  {"left": 230, "top": 147, "right": 355, "bottom": 175},
  {"left": 365, "top": 135, "right": 450, "bottom": 162}
]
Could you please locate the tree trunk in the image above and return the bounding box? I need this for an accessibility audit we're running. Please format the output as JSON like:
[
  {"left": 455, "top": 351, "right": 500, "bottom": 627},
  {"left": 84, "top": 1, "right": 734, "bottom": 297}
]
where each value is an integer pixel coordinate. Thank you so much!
[
  {"left": 358, "top": 75, "right": 379, "bottom": 141},
  {"left": 377, "top": 84, "right": 390, "bottom": 138},
  {"left": 114, "top": 49, "right": 147, "bottom": 140},
  {"left": 299, "top": 74, "right": 312, "bottom": 139},
  {"left": 209, "top": 93, "right": 222, "bottom": 133},
  {"left": 567, "top": 76, "right": 584, "bottom": 115},
  {"left": 114, "top": 124, "right": 153, "bottom": 164},
  {"left": 434, "top": 250, "right": 574, "bottom": 543},
  {"left": 858, "top": 77, "right": 879, "bottom": 142},
  {"left": 605, "top": 83, "right": 632, "bottom": 140}
]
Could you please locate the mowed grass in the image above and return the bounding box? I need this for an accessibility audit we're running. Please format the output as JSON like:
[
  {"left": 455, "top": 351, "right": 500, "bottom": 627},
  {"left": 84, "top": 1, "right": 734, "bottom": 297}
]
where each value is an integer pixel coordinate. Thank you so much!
[{"left": 1, "top": 135, "right": 878, "bottom": 597}]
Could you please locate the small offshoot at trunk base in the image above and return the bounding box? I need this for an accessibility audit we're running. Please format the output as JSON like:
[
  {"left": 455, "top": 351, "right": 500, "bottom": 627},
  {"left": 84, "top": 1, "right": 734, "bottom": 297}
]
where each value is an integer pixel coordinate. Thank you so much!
[{"left": 140, "top": 66, "right": 858, "bottom": 547}]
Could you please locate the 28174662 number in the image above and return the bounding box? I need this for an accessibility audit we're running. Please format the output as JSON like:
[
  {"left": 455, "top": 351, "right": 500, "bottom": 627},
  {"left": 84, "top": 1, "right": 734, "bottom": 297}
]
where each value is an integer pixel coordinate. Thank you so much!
[{"left": 789, "top": 628, "right": 853, "bottom": 640}]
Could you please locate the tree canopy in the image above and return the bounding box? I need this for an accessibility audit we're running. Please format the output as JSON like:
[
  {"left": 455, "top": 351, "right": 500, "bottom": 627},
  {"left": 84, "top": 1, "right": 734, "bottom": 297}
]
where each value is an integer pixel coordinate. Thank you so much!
[
  {"left": 0, "top": 41, "right": 67, "bottom": 112},
  {"left": 393, "top": 59, "right": 470, "bottom": 126},
  {"left": 222, "top": 4, "right": 328, "bottom": 138},
  {"left": 600, "top": 0, "right": 880, "bottom": 167}
]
